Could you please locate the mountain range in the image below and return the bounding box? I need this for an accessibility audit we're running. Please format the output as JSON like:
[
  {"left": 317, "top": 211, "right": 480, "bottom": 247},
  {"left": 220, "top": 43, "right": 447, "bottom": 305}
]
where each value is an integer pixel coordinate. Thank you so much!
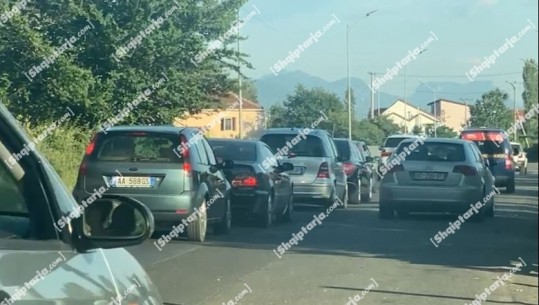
[{"left": 254, "top": 70, "right": 495, "bottom": 117}]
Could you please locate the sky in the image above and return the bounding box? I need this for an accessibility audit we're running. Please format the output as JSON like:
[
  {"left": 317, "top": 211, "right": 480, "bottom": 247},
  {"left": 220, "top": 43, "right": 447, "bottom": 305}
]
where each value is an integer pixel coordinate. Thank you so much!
[{"left": 238, "top": 0, "right": 538, "bottom": 105}]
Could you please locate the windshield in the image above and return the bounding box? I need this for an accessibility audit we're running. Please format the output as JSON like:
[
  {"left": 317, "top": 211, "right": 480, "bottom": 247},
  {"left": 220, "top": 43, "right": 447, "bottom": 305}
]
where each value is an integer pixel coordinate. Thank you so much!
[
  {"left": 384, "top": 137, "right": 411, "bottom": 148},
  {"left": 334, "top": 140, "right": 351, "bottom": 159},
  {"left": 93, "top": 132, "right": 180, "bottom": 163},
  {"left": 261, "top": 134, "right": 327, "bottom": 157},
  {"left": 395, "top": 142, "right": 466, "bottom": 162},
  {"left": 209, "top": 140, "right": 257, "bottom": 162}
]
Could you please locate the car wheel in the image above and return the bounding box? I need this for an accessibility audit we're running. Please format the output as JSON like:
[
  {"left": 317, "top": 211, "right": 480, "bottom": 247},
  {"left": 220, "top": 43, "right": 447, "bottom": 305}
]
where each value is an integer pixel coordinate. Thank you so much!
[
  {"left": 361, "top": 177, "right": 373, "bottom": 202},
  {"left": 259, "top": 194, "right": 273, "bottom": 228},
  {"left": 280, "top": 191, "right": 294, "bottom": 222},
  {"left": 379, "top": 203, "right": 394, "bottom": 219},
  {"left": 506, "top": 179, "right": 515, "bottom": 193},
  {"left": 486, "top": 197, "right": 494, "bottom": 217},
  {"left": 338, "top": 184, "right": 348, "bottom": 209},
  {"left": 187, "top": 200, "right": 207, "bottom": 242},
  {"left": 214, "top": 197, "right": 231, "bottom": 234},
  {"left": 350, "top": 179, "right": 361, "bottom": 204},
  {"left": 471, "top": 201, "right": 486, "bottom": 222}
]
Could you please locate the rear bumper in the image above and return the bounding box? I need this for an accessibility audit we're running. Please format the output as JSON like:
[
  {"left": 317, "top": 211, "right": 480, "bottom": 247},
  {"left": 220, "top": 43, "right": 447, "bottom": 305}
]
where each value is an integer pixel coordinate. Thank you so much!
[
  {"left": 493, "top": 173, "right": 514, "bottom": 186},
  {"left": 380, "top": 184, "right": 482, "bottom": 213},
  {"left": 293, "top": 182, "right": 333, "bottom": 202},
  {"left": 230, "top": 189, "right": 269, "bottom": 216},
  {"left": 73, "top": 189, "right": 197, "bottom": 231}
]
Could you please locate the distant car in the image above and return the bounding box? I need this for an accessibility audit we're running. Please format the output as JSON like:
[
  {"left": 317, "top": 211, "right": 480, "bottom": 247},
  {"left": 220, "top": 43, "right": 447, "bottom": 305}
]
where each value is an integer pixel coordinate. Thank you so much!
[
  {"left": 208, "top": 139, "right": 295, "bottom": 227},
  {"left": 377, "top": 134, "right": 420, "bottom": 180},
  {"left": 353, "top": 140, "right": 377, "bottom": 172},
  {"left": 460, "top": 128, "right": 516, "bottom": 193},
  {"left": 0, "top": 102, "right": 163, "bottom": 303},
  {"left": 73, "top": 126, "right": 234, "bottom": 242},
  {"left": 511, "top": 142, "right": 528, "bottom": 175},
  {"left": 260, "top": 128, "right": 348, "bottom": 208},
  {"left": 379, "top": 138, "right": 496, "bottom": 221},
  {"left": 334, "top": 138, "right": 374, "bottom": 203}
]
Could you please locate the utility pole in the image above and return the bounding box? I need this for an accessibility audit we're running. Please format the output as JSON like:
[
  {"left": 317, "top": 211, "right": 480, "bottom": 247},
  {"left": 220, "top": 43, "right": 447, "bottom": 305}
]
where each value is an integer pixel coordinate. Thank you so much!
[
  {"left": 237, "top": 10, "right": 243, "bottom": 139},
  {"left": 506, "top": 81, "right": 518, "bottom": 142},
  {"left": 346, "top": 24, "right": 351, "bottom": 140},
  {"left": 368, "top": 72, "right": 375, "bottom": 119}
]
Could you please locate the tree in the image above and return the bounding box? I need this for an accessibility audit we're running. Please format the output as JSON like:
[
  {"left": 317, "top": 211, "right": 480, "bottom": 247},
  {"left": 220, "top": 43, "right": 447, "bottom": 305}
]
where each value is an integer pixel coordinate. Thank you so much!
[
  {"left": 281, "top": 85, "right": 344, "bottom": 130},
  {"left": 267, "top": 104, "right": 287, "bottom": 128},
  {"left": 469, "top": 89, "right": 512, "bottom": 129},
  {"left": 425, "top": 124, "right": 457, "bottom": 138},
  {"left": 522, "top": 59, "right": 538, "bottom": 141},
  {"left": 371, "top": 116, "right": 401, "bottom": 139},
  {"left": 343, "top": 87, "right": 356, "bottom": 112},
  {"left": 411, "top": 125, "right": 423, "bottom": 135},
  {"left": 0, "top": 0, "right": 249, "bottom": 127}
]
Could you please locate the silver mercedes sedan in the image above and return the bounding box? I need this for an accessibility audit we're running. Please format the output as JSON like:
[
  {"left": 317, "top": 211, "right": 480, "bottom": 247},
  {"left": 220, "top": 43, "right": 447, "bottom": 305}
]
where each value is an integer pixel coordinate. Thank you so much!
[{"left": 379, "top": 138, "right": 496, "bottom": 221}]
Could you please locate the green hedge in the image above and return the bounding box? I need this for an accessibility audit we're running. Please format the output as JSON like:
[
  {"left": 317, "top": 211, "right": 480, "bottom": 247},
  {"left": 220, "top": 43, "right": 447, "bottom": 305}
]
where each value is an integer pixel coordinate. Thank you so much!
[{"left": 22, "top": 120, "right": 91, "bottom": 189}]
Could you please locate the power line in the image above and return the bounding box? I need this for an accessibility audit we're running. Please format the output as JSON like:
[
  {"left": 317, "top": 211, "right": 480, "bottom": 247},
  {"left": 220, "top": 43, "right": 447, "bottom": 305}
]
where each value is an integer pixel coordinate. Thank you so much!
[{"left": 370, "top": 72, "right": 521, "bottom": 79}]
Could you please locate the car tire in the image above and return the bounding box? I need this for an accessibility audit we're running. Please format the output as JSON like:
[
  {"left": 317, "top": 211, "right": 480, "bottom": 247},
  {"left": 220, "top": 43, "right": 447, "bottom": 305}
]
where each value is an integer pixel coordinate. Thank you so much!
[
  {"left": 187, "top": 200, "right": 208, "bottom": 242},
  {"left": 361, "top": 177, "right": 373, "bottom": 202},
  {"left": 350, "top": 179, "right": 361, "bottom": 204},
  {"left": 259, "top": 194, "right": 274, "bottom": 228},
  {"left": 506, "top": 179, "right": 515, "bottom": 193},
  {"left": 280, "top": 191, "right": 294, "bottom": 223},
  {"left": 471, "top": 202, "right": 486, "bottom": 222},
  {"left": 214, "top": 197, "right": 231, "bottom": 234},
  {"left": 338, "top": 185, "right": 349, "bottom": 209},
  {"left": 486, "top": 197, "right": 495, "bottom": 217},
  {"left": 379, "top": 203, "right": 394, "bottom": 219}
]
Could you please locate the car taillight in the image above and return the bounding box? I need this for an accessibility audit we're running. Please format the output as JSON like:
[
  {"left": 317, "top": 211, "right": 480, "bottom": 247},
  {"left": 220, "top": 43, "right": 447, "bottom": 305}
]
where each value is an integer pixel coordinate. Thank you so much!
[
  {"left": 343, "top": 162, "right": 357, "bottom": 176},
  {"left": 180, "top": 135, "right": 192, "bottom": 177},
  {"left": 505, "top": 156, "right": 513, "bottom": 170},
  {"left": 317, "top": 162, "right": 330, "bottom": 178},
  {"left": 85, "top": 134, "right": 98, "bottom": 156},
  {"left": 387, "top": 164, "right": 404, "bottom": 174},
  {"left": 453, "top": 165, "right": 478, "bottom": 176},
  {"left": 79, "top": 161, "right": 87, "bottom": 176},
  {"left": 381, "top": 151, "right": 391, "bottom": 157},
  {"left": 232, "top": 176, "right": 257, "bottom": 187}
]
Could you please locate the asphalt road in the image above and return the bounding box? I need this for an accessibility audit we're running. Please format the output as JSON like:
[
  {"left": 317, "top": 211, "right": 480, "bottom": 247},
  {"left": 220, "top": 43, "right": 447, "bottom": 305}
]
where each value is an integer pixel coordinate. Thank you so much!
[{"left": 128, "top": 164, "right": 538, "bottom": 305}]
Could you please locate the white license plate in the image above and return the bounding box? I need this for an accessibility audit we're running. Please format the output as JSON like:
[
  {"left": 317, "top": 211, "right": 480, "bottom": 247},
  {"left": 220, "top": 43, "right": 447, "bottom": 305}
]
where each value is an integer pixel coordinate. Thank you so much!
[
  {"left": 413, "top": 172, "right": 445, "bottom": 181},
  {"left": 112, "top": 176, "right": 153, "bottom": 188},
  {"left": 290, "top": 166, "right": 305, "bottom": 175}
]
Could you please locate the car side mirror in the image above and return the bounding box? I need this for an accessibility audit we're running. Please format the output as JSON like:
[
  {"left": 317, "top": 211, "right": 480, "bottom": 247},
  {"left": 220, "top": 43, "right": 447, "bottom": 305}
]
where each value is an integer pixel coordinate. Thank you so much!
[
  {"left": 217, "top": 160, "right": 234, "bottom": 170},
  {"left": 378, "top": 146, "right": 383, "bottom": 151},
  {"left": 73, "top": 195, "right": 155, "bottom": 251},
  {"left": 278, "top": 162, "right": 294, "bottom": 172}
]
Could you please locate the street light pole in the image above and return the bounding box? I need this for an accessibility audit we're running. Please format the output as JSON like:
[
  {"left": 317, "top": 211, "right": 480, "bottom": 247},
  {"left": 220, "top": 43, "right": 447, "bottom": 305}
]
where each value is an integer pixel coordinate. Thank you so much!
[
  {"left": 368, "top": 72, "right": 375, "bottom": 118},
  {"left": 237, "top": 10, "right": 243, "bottom": 139},
  {"left": 346, "top": 24, "right": 351, "bottom": 140},
  {"left": 419, "top": 81, "right": 437, "bottom": 137},
  {"left": 346, "top": 10, "right": 377, "bottom": 140},
  {"left": 506, "top": 81, "right": 518, "bottom": 141},
  {"left": 403, "top": 49, "right": 428, "bottom": 134}
]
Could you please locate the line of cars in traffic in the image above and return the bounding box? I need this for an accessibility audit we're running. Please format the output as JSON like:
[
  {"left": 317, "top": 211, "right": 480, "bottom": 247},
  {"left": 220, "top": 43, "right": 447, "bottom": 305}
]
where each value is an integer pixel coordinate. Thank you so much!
[
  {"left": 377, "top": 127, "right": 526, "bottom": 221},
  {"left": 73, "top": 126, "right": 380, "bottom": 242}
]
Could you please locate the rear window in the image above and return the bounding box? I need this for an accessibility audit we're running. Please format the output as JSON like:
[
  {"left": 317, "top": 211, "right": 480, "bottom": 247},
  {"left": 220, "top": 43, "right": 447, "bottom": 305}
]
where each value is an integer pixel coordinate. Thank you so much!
[
  {"left": 395, "top": 142, "right": 466, "bottom": 162},
  {"left": 334, "top": 140, "right": 351, "bottom": 159},
  {"left": 261, "top": 134, "right": 327, "bottom": 157},
  {"left": 511, "top": 144, "right": 521, "bottom": 155},
  {"left": 92, "top": 132, "right": 180, "bottom": 163},
  {"left": 209, "top": 141, "right": 257, "bottom": 162},
  {"left": 384, "top": 137, "right": 411, "bottom": 148},
  {"left": 461, "top": 131, "right": 509, "bottom": 155}
]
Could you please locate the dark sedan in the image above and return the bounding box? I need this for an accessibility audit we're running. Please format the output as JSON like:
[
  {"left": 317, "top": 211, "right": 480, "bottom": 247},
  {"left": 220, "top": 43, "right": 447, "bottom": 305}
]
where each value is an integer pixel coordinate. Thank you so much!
[
  {"left": 334, "top": 138, "right": 375, "bottom": 203},
  {"left": 209, "top": 139, "right": 295, "bottom": 227}
]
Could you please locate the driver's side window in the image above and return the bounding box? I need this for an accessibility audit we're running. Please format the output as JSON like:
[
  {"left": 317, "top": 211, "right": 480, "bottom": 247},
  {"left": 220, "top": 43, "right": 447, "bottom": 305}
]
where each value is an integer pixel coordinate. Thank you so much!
[{"left": 0, "top": 136, "right": 52, "bottom": 240}]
